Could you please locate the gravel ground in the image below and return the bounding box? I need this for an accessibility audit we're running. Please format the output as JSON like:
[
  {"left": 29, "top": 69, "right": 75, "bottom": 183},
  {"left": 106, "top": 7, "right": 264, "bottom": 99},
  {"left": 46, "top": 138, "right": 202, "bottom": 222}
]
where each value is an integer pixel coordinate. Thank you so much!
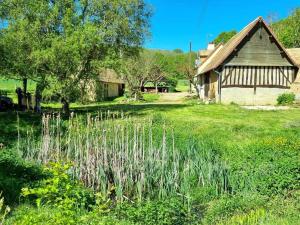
[{"left": 241, "top": 106, "right": 290, "bottom": 111}]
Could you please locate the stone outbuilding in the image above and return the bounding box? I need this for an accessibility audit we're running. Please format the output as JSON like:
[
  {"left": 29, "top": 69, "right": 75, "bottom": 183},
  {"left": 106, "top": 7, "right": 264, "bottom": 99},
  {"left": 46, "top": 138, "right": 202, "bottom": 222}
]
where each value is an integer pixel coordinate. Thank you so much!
[
  {"left": 196, "top": 17, "right": 299, "bottom": 105},
  {"left": 86, "top": 69, "right": 125, "bottom": 101}
]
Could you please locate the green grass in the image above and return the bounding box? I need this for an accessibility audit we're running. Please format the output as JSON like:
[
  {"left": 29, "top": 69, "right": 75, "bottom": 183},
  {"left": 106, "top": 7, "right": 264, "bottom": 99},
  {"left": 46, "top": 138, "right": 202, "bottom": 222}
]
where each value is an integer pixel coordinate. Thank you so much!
[
  {"left": 176, "top": 79, "right": 190, "bottom": 92},
  {"left": 0, "top": 79, "right": 36, "bottom": 103},
  {"left": 1, "top": 101, "right": 300, "bottom": 224}
]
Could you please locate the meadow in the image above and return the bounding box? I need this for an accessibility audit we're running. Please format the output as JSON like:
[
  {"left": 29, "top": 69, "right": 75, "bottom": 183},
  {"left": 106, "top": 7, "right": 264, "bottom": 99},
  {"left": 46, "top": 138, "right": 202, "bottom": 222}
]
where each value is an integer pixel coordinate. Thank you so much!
[
  {"left": 0, "top": 97, "right": 299, "bottom": 224},
  {"left": 0, "top": 78, "right": 36, "bottom": 102}
]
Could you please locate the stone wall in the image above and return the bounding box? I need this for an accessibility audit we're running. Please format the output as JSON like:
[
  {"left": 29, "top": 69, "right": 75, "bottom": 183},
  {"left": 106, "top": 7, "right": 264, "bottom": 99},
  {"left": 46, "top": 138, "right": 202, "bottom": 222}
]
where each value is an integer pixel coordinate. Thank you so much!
[{"left": 221, "top": 87, "right": 290, "bottom": 105}]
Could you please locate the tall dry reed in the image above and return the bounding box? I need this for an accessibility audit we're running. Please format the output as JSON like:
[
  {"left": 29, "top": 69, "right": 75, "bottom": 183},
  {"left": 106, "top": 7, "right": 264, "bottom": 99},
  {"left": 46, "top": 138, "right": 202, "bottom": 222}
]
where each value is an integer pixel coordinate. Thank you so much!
[{"left": 20, "top": 112, "right": 229, "bottom": 201}]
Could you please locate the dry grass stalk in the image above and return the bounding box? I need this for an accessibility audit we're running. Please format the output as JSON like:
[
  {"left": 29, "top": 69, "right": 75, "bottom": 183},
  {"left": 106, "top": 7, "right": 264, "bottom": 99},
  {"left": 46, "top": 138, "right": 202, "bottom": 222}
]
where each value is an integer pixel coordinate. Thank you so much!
[{"left": 20, "top": 112, "right": 229, "bottom": 201}]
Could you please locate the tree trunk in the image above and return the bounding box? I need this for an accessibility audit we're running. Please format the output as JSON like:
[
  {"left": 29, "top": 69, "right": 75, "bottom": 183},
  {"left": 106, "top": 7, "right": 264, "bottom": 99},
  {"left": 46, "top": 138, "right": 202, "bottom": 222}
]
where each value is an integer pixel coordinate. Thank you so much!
[
  {"left": 23, "top": 78, "right": 28, "bottom": 94},
  {"left": 155, "top": 82, "right": 158, "bottom": 94},
  {"left": 34, "top": 82, "right": 46, "bottom": 113},
  {"left": 191, "top": 81, "right": 201, "bottom": 100},
  {"left": 61, "top": 98, "right": 70, "bottom": 116}
]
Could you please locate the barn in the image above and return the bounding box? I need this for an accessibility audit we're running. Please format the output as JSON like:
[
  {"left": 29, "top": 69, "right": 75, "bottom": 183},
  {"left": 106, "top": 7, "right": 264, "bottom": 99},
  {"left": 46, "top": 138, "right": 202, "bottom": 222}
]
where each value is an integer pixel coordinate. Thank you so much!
[
  {"left": 196, "top": 17, "right": 300, "bottom": 105},
  {"left": 85, "top": 69, "right": 125, "bottom": 101}
]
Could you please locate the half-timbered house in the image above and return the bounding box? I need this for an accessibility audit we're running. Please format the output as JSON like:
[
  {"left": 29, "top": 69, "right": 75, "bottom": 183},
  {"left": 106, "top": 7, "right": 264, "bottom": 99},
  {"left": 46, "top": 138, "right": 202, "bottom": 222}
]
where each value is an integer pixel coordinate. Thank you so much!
[{"left": 196, "top": 17, "right": 299, "bottom": 105}]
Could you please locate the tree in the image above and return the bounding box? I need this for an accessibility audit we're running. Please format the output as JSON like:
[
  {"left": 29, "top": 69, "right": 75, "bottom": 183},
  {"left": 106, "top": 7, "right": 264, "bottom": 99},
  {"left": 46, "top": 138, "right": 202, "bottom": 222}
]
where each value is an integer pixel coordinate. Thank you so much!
[
  {"left": 120, "top": 51, "right": 154, "bottom": 100},
  {"left": 147, "top": 52, "right": 169, "bottom": 94},
  {"left": 213, "top": 30, "right": 237, "bottom": 45},
  {"left": 175, "top": 51, "right": 198, "bottom": 95},
  {"left": 173, "top": 49, "right": 184, "bottom": 54},
  {"left": 271, "top": 8, "right": 300, "bottom": 48},
  {"left": 0, "top": 0, "right": 152, "bottom": 112},
  {"left": 0, "top": 1, "right": 50, "bottom": 95}
]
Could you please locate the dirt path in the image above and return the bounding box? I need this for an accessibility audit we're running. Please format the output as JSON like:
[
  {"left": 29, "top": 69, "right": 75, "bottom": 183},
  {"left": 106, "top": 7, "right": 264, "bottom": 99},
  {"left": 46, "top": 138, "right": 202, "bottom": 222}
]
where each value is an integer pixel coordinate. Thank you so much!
[{"left": 157, "top": 92, "right": 191, "bottom": 104}]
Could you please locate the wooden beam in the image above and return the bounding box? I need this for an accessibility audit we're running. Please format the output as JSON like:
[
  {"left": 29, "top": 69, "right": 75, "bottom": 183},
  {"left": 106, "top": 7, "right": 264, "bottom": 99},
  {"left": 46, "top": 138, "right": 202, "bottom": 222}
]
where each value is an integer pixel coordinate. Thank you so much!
[
  {"left": 278, "top": 67, "right": 292, "bottom": 85},
  {"left": 222, "top": 67, "right": 235, "bottom": 85}
]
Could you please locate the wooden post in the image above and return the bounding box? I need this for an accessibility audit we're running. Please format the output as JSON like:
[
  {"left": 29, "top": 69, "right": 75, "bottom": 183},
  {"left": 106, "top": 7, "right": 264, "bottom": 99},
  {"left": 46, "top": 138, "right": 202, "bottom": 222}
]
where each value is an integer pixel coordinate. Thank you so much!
[{"left": 254, "top": 66, "right": 257, "bottom": 95}]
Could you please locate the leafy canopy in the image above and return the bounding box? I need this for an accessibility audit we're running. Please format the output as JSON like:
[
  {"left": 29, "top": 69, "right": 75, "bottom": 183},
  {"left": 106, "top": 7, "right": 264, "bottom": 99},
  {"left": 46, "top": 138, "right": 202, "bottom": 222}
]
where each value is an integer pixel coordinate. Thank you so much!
[
  {"left": 271, "top": 8, "right": 300, "bottom": 48},
  {"left": 0, "top": 0, "right": 152, "bottom": 102},
  {"left": 213, "top": 30, "right": 237, "bottom": 45}
]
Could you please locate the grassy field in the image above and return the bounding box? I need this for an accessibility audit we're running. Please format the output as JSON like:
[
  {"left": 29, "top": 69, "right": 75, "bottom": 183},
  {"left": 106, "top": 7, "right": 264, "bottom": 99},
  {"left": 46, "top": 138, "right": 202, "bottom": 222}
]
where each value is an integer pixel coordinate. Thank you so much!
[
  {"left": 0, "top": 78, "right": 36, "bottom": 102},
  {"left": 1, "top": 99, "right": 300, "bottom": 224},
  {"left": 176, "top": 79, "right": 190, "bottom": 92}
]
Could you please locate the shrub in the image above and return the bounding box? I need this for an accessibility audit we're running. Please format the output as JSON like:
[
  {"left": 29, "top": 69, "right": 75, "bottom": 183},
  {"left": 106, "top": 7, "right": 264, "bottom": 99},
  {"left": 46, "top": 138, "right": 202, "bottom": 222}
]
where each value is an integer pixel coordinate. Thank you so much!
[
  {"left": 6, "top": 204, "right": 127, "bottom": 225},
  {"left": 277, "top": 93, "right": 295, "bottom": 105},
  {"left": 5, "top": 205, "right": 78, "bottom": 225},
  {"left": 21, "top": 162, "right": 95, "bottom": 212},
  {"left": 115, "top": 198, "right": 192, "bottom": 225}
]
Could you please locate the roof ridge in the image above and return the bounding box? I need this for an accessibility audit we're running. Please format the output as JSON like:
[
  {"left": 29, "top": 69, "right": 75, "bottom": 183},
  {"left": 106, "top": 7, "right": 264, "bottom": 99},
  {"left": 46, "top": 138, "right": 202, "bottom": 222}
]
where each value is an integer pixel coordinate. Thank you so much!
[{"left": 197, "top": 16, "right": 298, "bottom": 75}]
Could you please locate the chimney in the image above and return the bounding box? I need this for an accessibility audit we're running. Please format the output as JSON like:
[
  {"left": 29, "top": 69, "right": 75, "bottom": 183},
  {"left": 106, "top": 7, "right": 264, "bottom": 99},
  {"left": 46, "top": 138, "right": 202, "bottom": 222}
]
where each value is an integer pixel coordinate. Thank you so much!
[{"left": 207, "top": 42, "right": 215, "bottom": 50}]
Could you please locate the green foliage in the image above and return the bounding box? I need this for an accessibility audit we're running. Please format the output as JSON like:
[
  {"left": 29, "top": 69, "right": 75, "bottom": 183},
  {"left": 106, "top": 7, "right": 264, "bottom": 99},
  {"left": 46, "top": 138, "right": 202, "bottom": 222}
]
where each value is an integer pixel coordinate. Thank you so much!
[
  {"left": 21, "top": 162, "right": 94, "bottom": 211},
  {"left": 213, "top": 30, "right": 237, "bottom": 44},
  {"left": 5, "top": 205, "right": 80, "bottom": 225},
  {"left": 277, "top": 93, "right": 295, "bottom": 105},
  {"left": 272, "top": 8, "right": 300, "bottom": 48},
  {"left": 0, "top": 149, "right": 44, "bottom": 204},
  {"left": 228, "top": 137, "right": 300, "bottom": 196},
  {"left": 203, "top": 193, "right": 267, "bottom": 224},
  {"left": 6, "top": 204, "right": 130, "bottom": 225},
  {"left": 217, "top": 208, "right": 266, "bottom": 225},
  {"left": 0, "top": 0, "right": 152, "bottom": 104},
  {"left": 173, "top": 49, "right": 184, "bottom": 54},
  {"left": 115, "top": 198, "right": 191, "bottom": 225},
  {"left": 1, "top": 103, "right": 300, "bottom": 224}
]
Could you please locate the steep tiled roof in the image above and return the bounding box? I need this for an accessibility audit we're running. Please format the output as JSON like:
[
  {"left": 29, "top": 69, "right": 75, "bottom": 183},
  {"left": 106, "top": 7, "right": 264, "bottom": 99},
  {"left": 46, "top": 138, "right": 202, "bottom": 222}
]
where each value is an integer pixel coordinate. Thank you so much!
[
  {"left": 287, "top": 48, "right": 300, "bottom": 66},
  {"left": 197, "top": 44, "right": 223, "bottom": 75},
  {"left": 197, "top": 17, "right": 298, "bottom": 75},
  {"left": 99, "top": 69, "right": 125, "bottom": 84}
]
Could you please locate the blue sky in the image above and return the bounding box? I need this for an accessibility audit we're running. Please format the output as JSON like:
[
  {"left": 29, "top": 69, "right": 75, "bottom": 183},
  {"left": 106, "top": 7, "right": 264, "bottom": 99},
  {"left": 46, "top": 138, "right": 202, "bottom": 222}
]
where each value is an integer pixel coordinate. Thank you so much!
[{"left": 145, "top": 0, "right": 299, "bottom": 52}]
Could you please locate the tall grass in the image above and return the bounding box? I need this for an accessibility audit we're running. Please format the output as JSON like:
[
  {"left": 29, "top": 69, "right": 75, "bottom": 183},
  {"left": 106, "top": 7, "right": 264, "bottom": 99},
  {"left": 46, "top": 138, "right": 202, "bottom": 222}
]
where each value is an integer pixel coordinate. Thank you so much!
[{"left": 20, "top": 112, "right": 229, "bottom": 201}]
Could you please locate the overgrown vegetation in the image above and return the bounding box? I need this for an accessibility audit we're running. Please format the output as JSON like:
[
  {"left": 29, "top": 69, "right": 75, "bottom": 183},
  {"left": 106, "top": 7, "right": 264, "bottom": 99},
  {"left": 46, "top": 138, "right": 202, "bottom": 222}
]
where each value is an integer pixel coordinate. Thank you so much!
[
  {"left": 0, "top": 2, "right": 300, "bottom": 225},
  {"left": 271, "top": 8, "right": 300, "bottom": 48},
  {"left": 1, "top": 103, "right": 299, "bottom": 224},
  {"left": 213, "top": 30, "right": 237, "bottom": 44}
]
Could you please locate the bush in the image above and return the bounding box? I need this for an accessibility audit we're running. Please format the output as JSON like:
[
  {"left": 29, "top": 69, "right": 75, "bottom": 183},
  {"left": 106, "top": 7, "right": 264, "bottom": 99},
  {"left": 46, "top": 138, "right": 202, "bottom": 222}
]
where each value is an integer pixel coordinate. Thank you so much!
[
  {"left": 5, "top": 205, "right": 78, "bottom": 225},
  {"left": 277, "top": 93, "right": 295, "bottom": 105},
  {"left": 21, "top": 162, "right": 95, "bottom": 211},
  {"left": 115, "top": 198, "right": 192, "bottom": 225},
  {"left": 6, "top": 204, "right": 127, "bottom": 225}
]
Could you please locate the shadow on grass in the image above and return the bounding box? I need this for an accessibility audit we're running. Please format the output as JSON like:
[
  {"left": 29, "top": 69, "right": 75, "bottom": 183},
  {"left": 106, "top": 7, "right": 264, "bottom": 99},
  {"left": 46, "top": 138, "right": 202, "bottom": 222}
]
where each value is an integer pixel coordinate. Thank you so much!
[
  {"left": 44, "top": 103, "right": 190, "bottom": 118},
  {"left": 1, "top": 103, "right": 190, "bottom": 147},
  {"left": 0, "top": 111, "right": 41, "bottom": 147}
]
